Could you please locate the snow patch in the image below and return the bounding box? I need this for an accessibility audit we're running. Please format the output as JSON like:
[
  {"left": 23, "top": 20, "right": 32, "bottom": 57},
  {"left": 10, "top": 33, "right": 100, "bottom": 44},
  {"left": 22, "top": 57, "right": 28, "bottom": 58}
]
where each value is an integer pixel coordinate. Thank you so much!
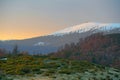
[{"left": 34, "top": 42, "right": 46, "bottom": 46}]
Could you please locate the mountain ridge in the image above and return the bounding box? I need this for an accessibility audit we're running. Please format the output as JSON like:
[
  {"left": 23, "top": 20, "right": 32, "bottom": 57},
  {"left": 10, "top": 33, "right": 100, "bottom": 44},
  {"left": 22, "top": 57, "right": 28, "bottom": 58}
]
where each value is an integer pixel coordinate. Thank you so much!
[
  {"left": 1, "top": 22, "right": 120, "bottom": 41},
  {"left": 50, "top": 22, "right": 120, "bottom": 36},
  {"left": 0, "top": 22, "right": 120, "bottom": 54}
]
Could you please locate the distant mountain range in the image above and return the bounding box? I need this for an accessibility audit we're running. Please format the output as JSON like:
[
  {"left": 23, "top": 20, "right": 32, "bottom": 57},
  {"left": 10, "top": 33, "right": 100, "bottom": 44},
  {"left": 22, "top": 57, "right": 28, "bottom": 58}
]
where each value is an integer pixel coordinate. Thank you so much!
[{"left": 0, "top": 22, "right": 120, "bottom": 54}]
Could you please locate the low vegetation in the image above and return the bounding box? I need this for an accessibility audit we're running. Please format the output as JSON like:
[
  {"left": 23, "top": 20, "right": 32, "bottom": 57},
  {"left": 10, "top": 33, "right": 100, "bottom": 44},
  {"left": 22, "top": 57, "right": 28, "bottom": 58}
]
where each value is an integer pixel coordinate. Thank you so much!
[{"left": 0, "top": 54, "right": 120, "bottom": 80}]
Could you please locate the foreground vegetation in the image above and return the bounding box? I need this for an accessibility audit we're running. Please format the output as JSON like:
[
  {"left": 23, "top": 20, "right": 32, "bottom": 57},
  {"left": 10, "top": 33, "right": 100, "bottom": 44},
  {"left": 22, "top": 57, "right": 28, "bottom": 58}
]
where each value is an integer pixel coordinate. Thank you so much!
[{"left": 0, "top": 54, "right": 120, "bottom": 80}]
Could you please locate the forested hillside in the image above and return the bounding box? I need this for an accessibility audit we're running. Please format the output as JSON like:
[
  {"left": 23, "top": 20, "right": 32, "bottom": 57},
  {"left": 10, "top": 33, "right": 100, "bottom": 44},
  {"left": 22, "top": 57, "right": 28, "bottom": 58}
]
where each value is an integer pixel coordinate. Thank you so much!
[{"left": 51, "top": 33, "right": 120, "bottom": 69}]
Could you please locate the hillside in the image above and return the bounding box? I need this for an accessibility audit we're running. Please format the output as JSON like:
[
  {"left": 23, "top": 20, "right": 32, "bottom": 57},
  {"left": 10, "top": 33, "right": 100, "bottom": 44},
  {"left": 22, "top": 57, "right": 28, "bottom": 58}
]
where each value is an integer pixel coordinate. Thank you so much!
[
  {"left": 0, "top": 55, "right": 120, "bottom": 80},
  {"left": 0, "top": 33, "right": 120, "bottom": 80},
  {"left": 51, "top": 33, "right": 120, "bottom": 69}
]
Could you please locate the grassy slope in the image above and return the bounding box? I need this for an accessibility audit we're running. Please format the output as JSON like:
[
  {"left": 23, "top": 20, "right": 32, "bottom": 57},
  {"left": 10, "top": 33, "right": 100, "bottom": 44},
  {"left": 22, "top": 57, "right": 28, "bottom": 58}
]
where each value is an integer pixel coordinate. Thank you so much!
[{"left": 0, "top": 55, "right": 120, "bottom": 80}]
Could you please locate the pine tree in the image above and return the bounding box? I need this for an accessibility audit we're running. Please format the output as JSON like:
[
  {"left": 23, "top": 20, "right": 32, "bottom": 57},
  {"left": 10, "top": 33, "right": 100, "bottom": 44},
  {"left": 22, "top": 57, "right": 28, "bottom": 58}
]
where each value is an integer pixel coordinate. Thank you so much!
[{"left": 12, "top": 45, "right": 19, "bottom": 55}]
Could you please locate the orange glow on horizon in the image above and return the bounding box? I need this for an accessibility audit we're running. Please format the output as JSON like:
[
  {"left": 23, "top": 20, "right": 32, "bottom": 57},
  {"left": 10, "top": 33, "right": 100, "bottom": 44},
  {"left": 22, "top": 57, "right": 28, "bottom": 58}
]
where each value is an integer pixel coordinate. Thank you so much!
[
  {"left": 0, "top": 32, "right": 51, "bottom": 40},
  {"left": 0, "top": 15, "right": 64, "bottom": 40}
]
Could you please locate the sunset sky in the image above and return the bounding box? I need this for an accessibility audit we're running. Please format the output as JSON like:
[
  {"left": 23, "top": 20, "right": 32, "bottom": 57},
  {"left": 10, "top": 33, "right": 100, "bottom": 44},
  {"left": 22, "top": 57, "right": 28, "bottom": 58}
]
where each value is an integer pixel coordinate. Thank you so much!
[{"left": 0, "top": 0, "right": 120, "bottom": 40}]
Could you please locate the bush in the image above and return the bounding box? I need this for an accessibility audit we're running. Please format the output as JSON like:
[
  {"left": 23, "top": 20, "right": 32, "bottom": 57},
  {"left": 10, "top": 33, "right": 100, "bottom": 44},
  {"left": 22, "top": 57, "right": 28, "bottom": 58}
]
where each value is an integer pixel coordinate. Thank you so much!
[
  {"left": 42, "top": 69, "right": 56, "bottom": 76},
  {"left": 20, "top": 68, "right": 31, "bottom": 74},
  {"left": 58, "top": 69, "right": 73, "bottom": 74}
]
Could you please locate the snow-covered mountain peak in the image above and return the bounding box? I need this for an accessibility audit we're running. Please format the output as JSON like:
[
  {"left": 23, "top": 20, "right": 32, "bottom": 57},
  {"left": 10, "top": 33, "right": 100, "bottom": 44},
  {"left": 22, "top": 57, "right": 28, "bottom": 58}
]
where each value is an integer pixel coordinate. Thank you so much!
[{"left": 51, "top": 22, "right": 120, "bottom": 36}]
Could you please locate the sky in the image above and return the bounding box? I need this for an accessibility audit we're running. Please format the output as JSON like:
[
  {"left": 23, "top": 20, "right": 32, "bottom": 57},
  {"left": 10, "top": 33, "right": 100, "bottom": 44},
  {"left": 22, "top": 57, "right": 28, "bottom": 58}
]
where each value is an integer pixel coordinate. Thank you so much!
[{"left": 0, "top": 0, "right": 120, "bottom": 40}]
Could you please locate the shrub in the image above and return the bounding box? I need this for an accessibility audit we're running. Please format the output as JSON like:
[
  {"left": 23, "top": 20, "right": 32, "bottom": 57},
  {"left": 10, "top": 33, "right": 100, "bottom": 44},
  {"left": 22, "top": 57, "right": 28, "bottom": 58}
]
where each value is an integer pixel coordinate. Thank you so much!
[{"left": 58, "top": 69, "right": 74, "bottom": 74}]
